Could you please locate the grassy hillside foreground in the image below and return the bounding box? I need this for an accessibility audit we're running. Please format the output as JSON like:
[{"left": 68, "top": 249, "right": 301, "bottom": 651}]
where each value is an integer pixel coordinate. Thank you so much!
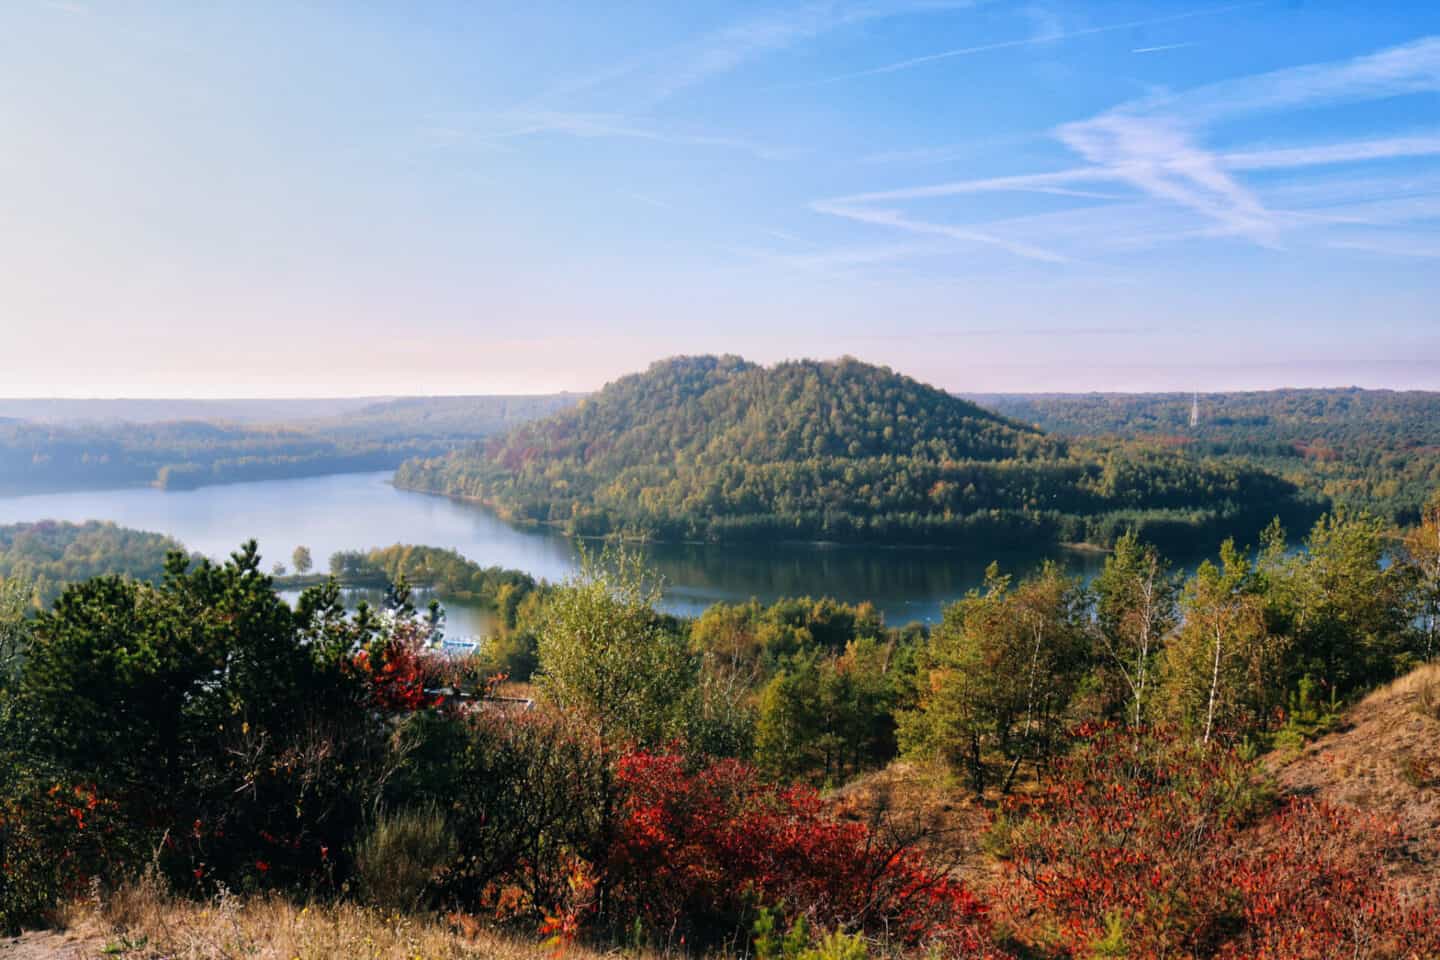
[{"left": 10, "top": 665, "right": 1440, "bottom": 959}]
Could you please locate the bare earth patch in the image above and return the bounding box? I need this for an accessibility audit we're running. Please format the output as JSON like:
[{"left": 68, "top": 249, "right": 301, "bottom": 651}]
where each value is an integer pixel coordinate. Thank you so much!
[
  {"left": 1267, "top": 663, "right": 1440, "bottom": 890},
  {"left": 2, "top": 923, "right": 108, "bottom": 959}
]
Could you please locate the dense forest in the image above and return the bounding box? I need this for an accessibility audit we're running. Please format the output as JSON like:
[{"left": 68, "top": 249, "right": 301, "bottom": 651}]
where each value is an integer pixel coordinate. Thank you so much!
[
  {"left": 0, "top": 395, "right": 578, "bottom": 494},
  {"left": 4, "top": 494, "right": 1440, "bottom": 956},
  {"left": 395, "top": 356, "right": 1319, "bottom": 550},
  {"left": 974, "top": 388, "right": 1440, "bottom": 526},
  {"left": 0, "top": 521, "right": 188, "bottom": 606}
]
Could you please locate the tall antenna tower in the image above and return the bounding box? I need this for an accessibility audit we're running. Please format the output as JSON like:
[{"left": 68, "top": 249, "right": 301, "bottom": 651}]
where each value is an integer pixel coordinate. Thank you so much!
[{"left": 1189, "top": 391, "right": 1200, "bottom": 429}]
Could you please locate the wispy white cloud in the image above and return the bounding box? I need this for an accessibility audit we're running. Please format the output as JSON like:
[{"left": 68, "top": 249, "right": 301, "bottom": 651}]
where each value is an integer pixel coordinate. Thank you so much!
[
  {"left": 476, "top": 2, "right": 981, "bottom": 158},
  {"left": 639, "top": 0, "right": 982, "bottom": 104},
  {"left": 623, "top": 192, "right": 680, "bottom": 212},
  {"left": 810, "top": 199, "right": 1072, "bottom": 263},
  {"left": 1132, "top": 42, "right": 1197, "bottom": 54},
  {"left": 1221, "top": 133, "right": 1440, "bottom": 171},
  {"left": 859, "top": 143, "right": 979, "bottom": 166},
  {"left": 811, "top": 1, "right": 1260, "bottom": 84},
  {"left": 1260, "top": 169, "right": 1440, "bottom": 204},
  {"left": 1023, "top": 4, "right": 1065, "bottom": 44},
  {"left": 1050, "top": 37, "right": 1440, "bottom": 243},
  {"left": 1153, "top": 34, "right": 1440, "bottom": 124},
  {"left": 817, "top": 35, "right": 1440, "bottom": 264},
  {"left": 829, "top": 168, "right": 1113, "bottom": 204},
  {"left": 743, "top": 241, "right": 955, "bottom": 272},
  {"left": 1056, "top": 113, "right": 1278, "bottom": 244},
  {"left": 1286, "top": 195, "right": 1440, "bottom": 228},
  {"left": 760, "top": 228, "right": 807, "bottom": 244},
  {"left": 836, "top": 132, "right": 1440, "bottom": 204},
  {"left": 858, "top": 131, "right": 1040, "bottom": 166},
  {"left": 1329, "top": 236, "right": 1440, "bottom": 259}
]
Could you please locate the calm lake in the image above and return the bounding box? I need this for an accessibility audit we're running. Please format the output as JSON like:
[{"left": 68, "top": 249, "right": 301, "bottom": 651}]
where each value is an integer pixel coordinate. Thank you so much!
[{"left": 0, "top": 471, "right": 1111, "bottom": 634}]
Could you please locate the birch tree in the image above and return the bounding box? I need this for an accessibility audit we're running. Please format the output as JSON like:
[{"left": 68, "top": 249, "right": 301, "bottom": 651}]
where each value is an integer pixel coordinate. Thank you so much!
[
  {"left": 1161, "top": 541, "right": 1283, "bottom": 743},
  {"left": 1093, "top": 531, "right": 1178, "bottom": 726}
]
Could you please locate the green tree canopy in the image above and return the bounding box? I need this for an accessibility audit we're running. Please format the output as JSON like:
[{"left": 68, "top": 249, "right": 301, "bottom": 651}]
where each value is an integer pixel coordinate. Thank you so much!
[
  {"left": 1160, "top": 541, "right": 1283, "bottom": 743},
  {"left": 899, "top": 562, "right": 1091, "bottom": 794},
  {"left": 536, "top": 548, "right": 694, "bottom": 750}
]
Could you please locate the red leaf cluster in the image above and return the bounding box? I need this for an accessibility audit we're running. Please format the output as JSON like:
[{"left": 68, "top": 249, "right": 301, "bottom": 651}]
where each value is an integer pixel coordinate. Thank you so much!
[
  {"left": 610, "top": 752, "right": 997, "bottom": 956},
  {"left": 998, "top": 725, "right": 1440, "bottom": 958},
  {"left": 1216, "top": 800, "right": 1440, "bottom": 959},
  {"left": 353, "top": 629, "right": 441, "bottom": 712}
]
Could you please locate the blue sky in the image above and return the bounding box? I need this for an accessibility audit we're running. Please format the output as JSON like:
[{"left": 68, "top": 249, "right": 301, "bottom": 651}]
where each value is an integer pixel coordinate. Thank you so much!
[{"left": 2, "top": 1, "right": 1438, "bottom": 396}]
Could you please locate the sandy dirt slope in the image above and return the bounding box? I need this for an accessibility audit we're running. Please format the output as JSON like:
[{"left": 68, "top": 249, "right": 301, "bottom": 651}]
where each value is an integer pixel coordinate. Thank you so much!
[{"left": 1267, "top": 663, "right": 1440, "bottom": 889}]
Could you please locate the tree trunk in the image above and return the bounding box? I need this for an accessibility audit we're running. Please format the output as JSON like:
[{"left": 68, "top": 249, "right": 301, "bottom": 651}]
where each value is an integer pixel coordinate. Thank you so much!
[{"left": 1204, "top": 618, "right": 1223, "bottom": 745}]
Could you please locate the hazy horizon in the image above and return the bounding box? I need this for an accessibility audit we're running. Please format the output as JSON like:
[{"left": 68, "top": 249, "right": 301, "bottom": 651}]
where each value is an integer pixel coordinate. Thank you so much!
[
  {"left": 3, "top": 361, "right": 1440, "bottom": 405},
  {"left": 4, "top": 1, "right": 1438, "bottom": 395}
]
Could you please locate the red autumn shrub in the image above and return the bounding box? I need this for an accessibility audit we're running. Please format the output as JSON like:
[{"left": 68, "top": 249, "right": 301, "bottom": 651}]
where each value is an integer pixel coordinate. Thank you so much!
[
  {"left": 997, "top": 724, "right": 1440, "bottom": 959},
  {"left": 998, "top": 724, "right": 1265, "bottom": 955},
  {"left": 1216, "top": 799, "right": 1440, "bottom": 959},
  {"left": 0, "top": 780, "right": 140, "bottom": 933},
  {"left": 353, "top": 619, "right": 441, "bottom": 713},
  {"left": 609, "top": 751, "right": 999, "bottom": 956}
]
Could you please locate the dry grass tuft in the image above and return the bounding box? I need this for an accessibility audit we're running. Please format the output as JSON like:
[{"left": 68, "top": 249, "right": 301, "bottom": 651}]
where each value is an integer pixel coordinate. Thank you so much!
[
  {"left": 1396, "top": 662, "right": 1440, "bottom": 721},
  {"left": 49, "top": 876, "right": 616, "bottom": 960}
]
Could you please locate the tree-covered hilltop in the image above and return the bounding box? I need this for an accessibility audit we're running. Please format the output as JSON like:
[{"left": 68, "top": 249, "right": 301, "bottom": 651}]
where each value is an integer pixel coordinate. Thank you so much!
[
  {"left": 972, "top": 388, "right": 1440, "bottom": 526},
  {"left": 395, "top": 356, "right": 1318, "bottom": 549},
  {"left": 0, "top": 520, "right": 189, "bottom": 605}
]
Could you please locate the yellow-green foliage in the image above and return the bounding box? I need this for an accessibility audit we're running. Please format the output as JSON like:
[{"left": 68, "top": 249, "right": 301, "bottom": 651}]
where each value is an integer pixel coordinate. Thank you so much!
[
  {"left": 352, "top": 806, "right": 455, "bottom": 912},
  {"left": 800, "top": 930, "right": 870, "bottom": 960}
]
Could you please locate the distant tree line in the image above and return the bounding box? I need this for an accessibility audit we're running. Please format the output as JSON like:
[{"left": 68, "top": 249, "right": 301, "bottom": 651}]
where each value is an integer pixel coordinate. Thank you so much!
[
  {"left": 0, "top": 395, "right": 578, "bottom": 495},
  {"left": 976, "top": 388, "right": 1440, "bottom": 526},
  {"left": 0, "top": 521, "right": 189, "bottom": 606}
]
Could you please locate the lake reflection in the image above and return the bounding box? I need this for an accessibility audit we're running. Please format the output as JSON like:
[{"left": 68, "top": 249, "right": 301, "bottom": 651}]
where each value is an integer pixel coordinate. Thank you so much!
[
  {"left": 644, "top": 539, "right": 1109, "bottom": 622},
  {"left": 0, "top": 471, "right": 1112, "bottom": 624}
]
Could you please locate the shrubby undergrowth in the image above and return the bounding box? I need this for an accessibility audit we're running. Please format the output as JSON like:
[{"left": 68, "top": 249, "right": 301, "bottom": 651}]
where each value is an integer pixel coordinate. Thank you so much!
[{"left": 3, "top": 494, "right": 1440, "bottom": 957}]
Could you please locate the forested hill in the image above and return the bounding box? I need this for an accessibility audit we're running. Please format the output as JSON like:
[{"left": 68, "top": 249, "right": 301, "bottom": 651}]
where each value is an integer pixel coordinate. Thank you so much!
[
  {"left": 970, "top": 389, "right": 1440, "bottom": 525},
  {"left": 0, "top": 394, "right": 580, "bottom": 495},
  {"left": 484, "top": 355, "right": 1056, "bottom": 469},
  {"left": 395, "top": 356, "right": 1317, "bottom": 549}
]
